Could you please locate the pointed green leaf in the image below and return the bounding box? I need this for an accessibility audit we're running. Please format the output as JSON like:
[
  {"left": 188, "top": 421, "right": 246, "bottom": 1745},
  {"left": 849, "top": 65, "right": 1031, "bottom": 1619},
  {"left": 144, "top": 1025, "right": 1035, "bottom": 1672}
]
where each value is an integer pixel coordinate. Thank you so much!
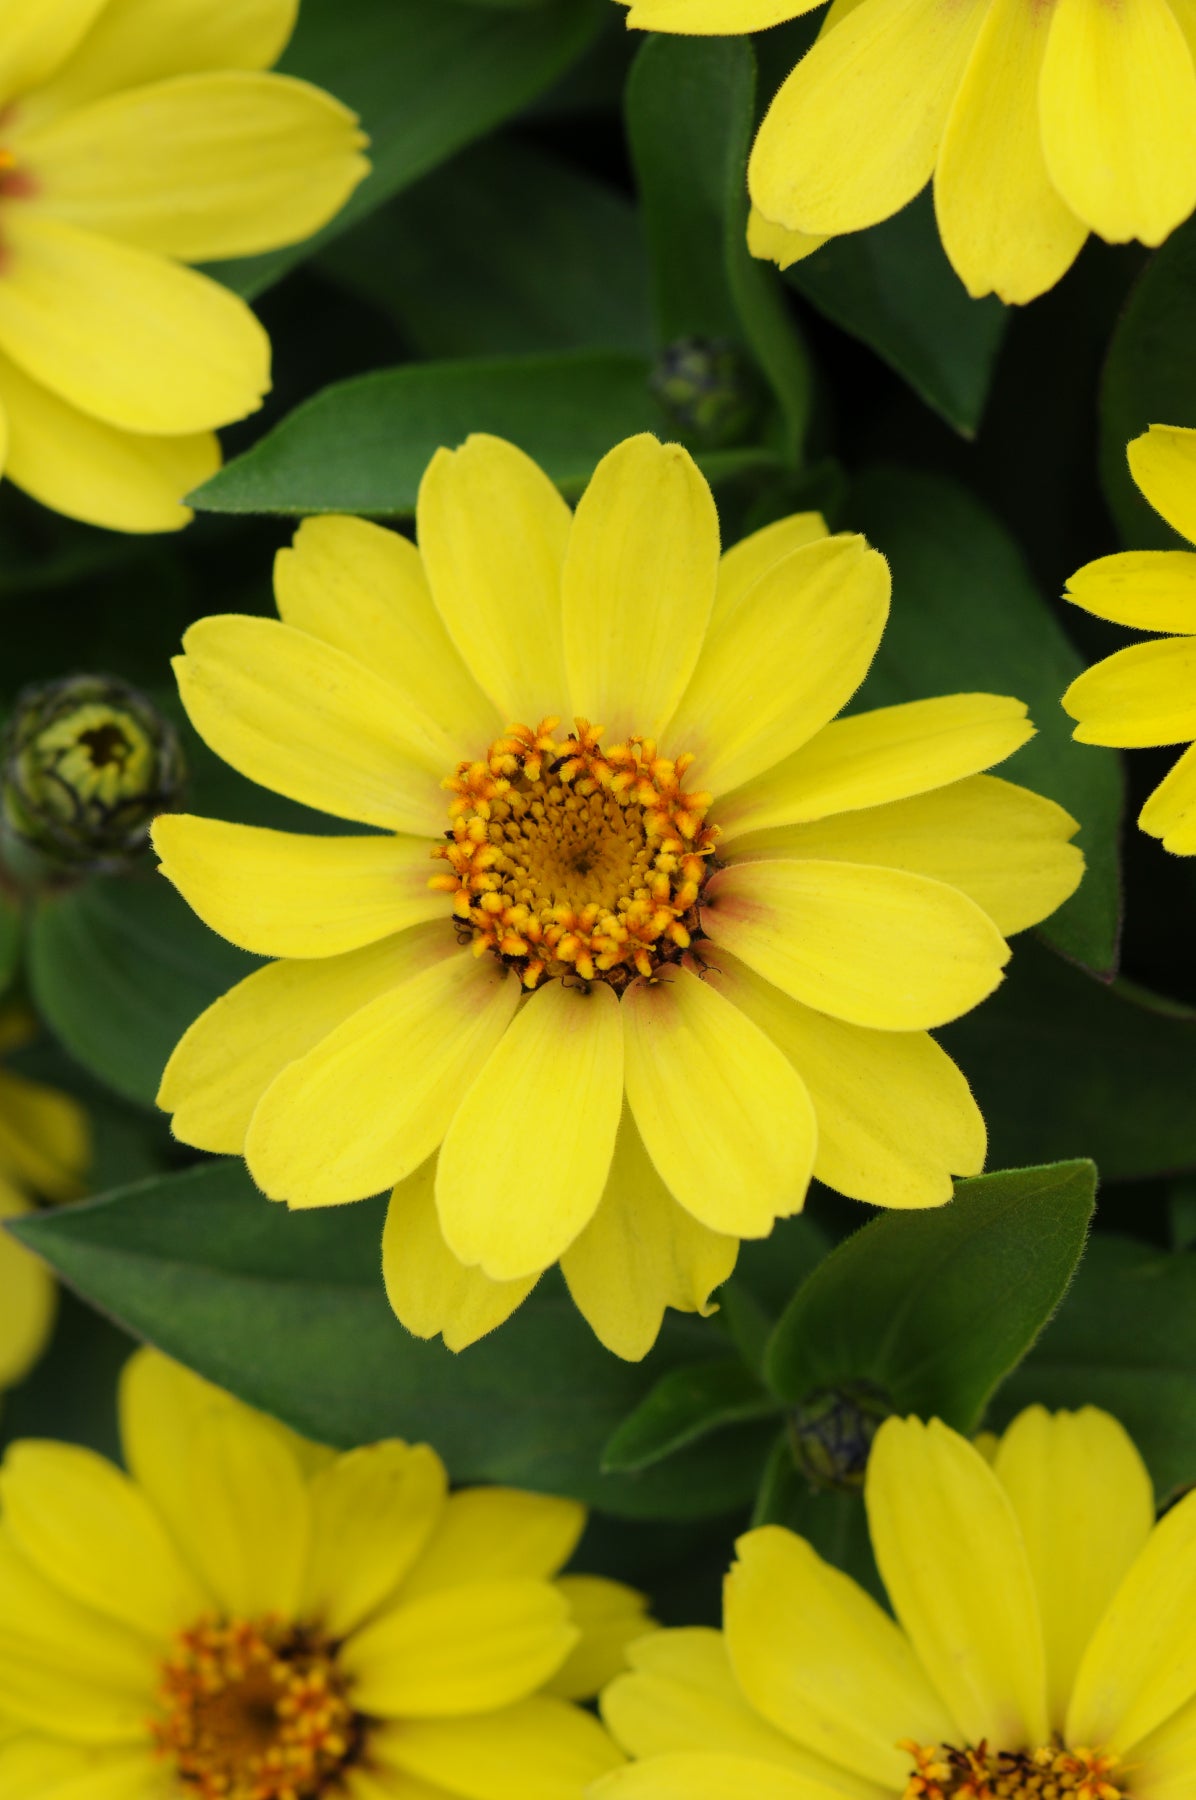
[{"left": 601, "top": 1359, "right": 779, "bottom": 1474}]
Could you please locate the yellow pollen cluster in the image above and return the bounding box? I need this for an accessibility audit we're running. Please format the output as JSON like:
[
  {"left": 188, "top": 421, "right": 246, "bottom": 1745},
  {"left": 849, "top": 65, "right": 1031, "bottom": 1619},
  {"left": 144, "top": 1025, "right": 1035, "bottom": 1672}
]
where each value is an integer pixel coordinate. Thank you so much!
[
  {"left": 430, "top": 716, "right": 718, "bottom": 989},
  {"left": 151, "top": 1618, "right": 359, "bottom": 1800},
  {"left": 901, "top": 1740, "right": 1126, "bottom": 1800}
]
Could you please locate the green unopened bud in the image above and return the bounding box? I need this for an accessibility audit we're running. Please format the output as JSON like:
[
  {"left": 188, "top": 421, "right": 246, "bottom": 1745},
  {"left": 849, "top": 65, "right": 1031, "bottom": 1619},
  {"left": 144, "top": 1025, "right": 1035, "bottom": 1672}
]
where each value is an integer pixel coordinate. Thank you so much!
[
  {"left": 650, "top": 336, "right": 762, "bottom": 446},
  {"left": 2, "top": 675, "right": 185, "bottom": 872},
  {"left": 788, "top": 1381, "right": 895, "bottom": 1492}
]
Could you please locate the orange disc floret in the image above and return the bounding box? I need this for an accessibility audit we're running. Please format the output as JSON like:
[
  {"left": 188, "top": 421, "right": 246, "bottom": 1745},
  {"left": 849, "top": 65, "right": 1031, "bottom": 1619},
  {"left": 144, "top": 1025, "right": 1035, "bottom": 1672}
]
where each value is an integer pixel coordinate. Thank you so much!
[
  {"left": 430, "top": 717, "right": 719, "bottom": 990},
  {"left": 899, "top": 1739, "right": 1126, "bottom": 1800}
]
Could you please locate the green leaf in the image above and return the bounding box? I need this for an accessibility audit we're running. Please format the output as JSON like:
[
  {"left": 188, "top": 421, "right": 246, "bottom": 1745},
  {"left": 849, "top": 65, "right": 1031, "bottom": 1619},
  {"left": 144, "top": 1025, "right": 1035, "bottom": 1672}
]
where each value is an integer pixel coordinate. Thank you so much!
[
  {"left": 627, "top": 35, "right": 812, "bottom": 456},
  {"left": 601, "top": 1360, "right": 779, "bottom": 1474},
  {"left": 12, "top": 1162, "right": 769, "bottom": 1520},
  {"left": 27, "top": 875, "right": 255, "bottom": 1109},
  {"left": 211, "top": 0, "right": 606, "bottom": 299},
  {"left": 189, "top": 351, "right": 778, "bottom": 517},
  {"left": 319, "top": 136, "right": 652, "bottom": 358},
  {"left": 785, "top": 191, "right": 1007, "bottom": 436},
  {"left": 998, "top": 1234, "right": 1196, "bottom": 1502},
  {"left": 945, "top": 940, "right": 1196, "bottom": 1182},
  {"left": 0, "top": 888, "right": 21, "bottom": 1000},
  {"left": 851, "top": 464, "right": 1125, "bottom": 974},
  {"left": 1100, "top": 216, "right": 1196, "bottom": 545},
  {"left": 764, "top": 1161, "right": 1096, "bottom": 1434}
]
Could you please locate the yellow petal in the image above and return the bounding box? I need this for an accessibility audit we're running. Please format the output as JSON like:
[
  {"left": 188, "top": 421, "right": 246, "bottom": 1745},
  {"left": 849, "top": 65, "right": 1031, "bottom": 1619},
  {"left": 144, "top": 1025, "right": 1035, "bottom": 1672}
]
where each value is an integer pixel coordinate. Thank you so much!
[
  {"left": 562, "top": 435, "right": 719, "bottom": 742},
  {"left": 176, "top": 615, "right": 447, "bottom": 833},
  {"left": 417, "top": 434, "right": 571, "bottom": 723},
  {"left": 376, "top": 1696, "right": 623, "bottom": 1800},
  {"left": 0, "top": 1182, "right": 55, "bottom": 1389},
  {"left": 118, "top": 1349, "right": 310, "bottom": 1619},
  {"left": 729, "top": 775, "right": 1083, "bottom": 937},
  {"left": 704, "top": 949, "right": 985, "bottom": 1208},
  {"left": 153, "top": 814, "right": 442, "bottom": 959},
  {"left": 0, "top": 1737, "right": 167, "bottom": 1800},
  {"left": 274, "top": 515, "right": 500, "bottom": 753},
  {"left": 747, "top": 207, "right": 829, "bottom": 272},
  {"left": 547, "top": 1576, "right": 653, "bottom": 1702},
  {"left": 403, "top": 1485, "right": 584, "bottom": 1601},
  {"left": 601, "top": 1628, "right": 882, "bottom": 1798},
  {"left": 993, "top": 1406, "right": 1155, "bottom": 1732},
  {"left": 0, "top": 0, "right": 108, "bottom": 100},
  {"left": 300, "top": 1442, "right": 448, "bottom": 1640},
  {"left": 594, "top": 1757, "right": 853, "bottom": 1800},
  {"left": 339, "top": 1581, "right": 577, "bottom": 1718},
  {"left": 245, "top": 950, "right": 520, "bottom": 1206},
  {"left": 623, "top": 0, "right": 816, "bottom": 28},
  {"left": 749, "top": 0, "right": 987, "bottom": 238},
  {"left": 21, "top": 73, "right": 366, "bottom": 263},
  {"left": 0, "top": 347, "right": 216, "bottom": 533},
  {"left": 158, "top": 925, "right": 457, "bottom": 1155},
  {"left": 1040, "top": 0, "right": 1196, "bottom": 245},
  {"left": 866, "top": 1416, "right": 1049, "bottom": 1747},
  {"left": 667, "top": 536, "right": 890, "bottom": 798},
  {"left": 1066, "top": 550, "right": 1196, "bottom": 634},
  {"left": 1139, "top": 741, "right": 1196, "bottom": 853},
  {"left": 383, "top": 1158, "right": 538, "bottom": 1352},
  {"left": 0, "top": 211, "right": 268, "bottom": 434},
  {"left": 0, "top": 1526, "right": 155, "bottom": 1743},
  {"left": 561, "top": 1109, "right": 738, "bottom": 1362},
  {"left": 1124, "top": 1690, "right": 1196, "bottom": 1797},
  {"left": 0, "top": 1067, "right": 89, "bottom": 1199},
  {"left": 1068, "top": 1488, "right": 1196, "bottom": 1752},
  {"left": 702, "top": 858, "right": 1009, "bottom": 1030},
  {"left": 1127, "top": 423, "right": 1196, "bottom": 544},
  {"left": 934, "top": 0, "right": 1086, "bottom": 303},
  {"left": 436, "top": 980, "right": 624, "bottom": 1281},
  {"left": 714, "top": 695, "right": 1035, "bottom": 840},
  {"left": 724, "top": 1525, "right": 951, "bottom": 1787},
  {"left": 1062, "top": 636, "right": 1196, "bottom": 747},
  {"left": 28, "top": 0, "right": 297, "bottom": 123},
  {"left": 0, "top": 1439, "right": 207, "bottom": 1641},
  {"left": 713, "top": 512, "right": 829, "bottom": 631},
  {"left": 621, "top": 966, "right": 816, "bottom": 1238}
]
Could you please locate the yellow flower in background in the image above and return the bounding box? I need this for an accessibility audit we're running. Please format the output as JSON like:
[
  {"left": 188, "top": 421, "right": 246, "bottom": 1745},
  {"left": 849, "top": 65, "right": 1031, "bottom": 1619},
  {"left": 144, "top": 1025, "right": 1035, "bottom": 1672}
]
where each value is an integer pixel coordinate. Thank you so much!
[
  {"left": 597, "top": 1406, "right": 1195, "bottom": 1800},
  {"left": 617, "top": 0, "right": 1196, "bottom": 306},
  {"left": 1064, "top": 425, "right": 1196, "bottom": 857},
  {"left": 0, "top": 0, "right": 367, "bottom": 533},
  {"left": 154, "top": 432, "right": 1082, "bottom": 1360},
  {"left": 0, "top": 1347, "right": 638, "bottom": 1800},
  {"left": 0, "top": 1009, "right": 89, "bottom": 1394}
]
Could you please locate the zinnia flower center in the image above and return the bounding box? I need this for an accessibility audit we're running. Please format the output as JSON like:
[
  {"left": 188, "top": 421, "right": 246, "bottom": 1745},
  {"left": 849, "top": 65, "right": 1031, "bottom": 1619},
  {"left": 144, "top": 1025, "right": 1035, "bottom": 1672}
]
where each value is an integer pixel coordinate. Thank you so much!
[
  {"left": 431, "top": 716, "right": 719, "bottom": 990},
  {"left": 152, "top": 1618, "right": 361, "bottom": 1800},
  {"left": 901, "top": 1740, "right": 1126, "bottom": 1800}
]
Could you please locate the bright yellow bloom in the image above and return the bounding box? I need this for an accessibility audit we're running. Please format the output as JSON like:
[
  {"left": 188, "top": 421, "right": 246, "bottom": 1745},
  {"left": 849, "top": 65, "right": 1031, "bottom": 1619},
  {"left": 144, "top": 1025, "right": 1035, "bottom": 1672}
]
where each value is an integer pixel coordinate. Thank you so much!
[
  {"left": 616, "top": 0, "right": 1196, "bottom": 305},
  {"left": 154, "top": 432, "right": 1082, "bottom": 1359},
  {"left": 0, "top": 0, "right": 367, "bottom": 533},
  {"left": 0, "top": 1347, "right": 638, "bottom": 1800},
  {"left": 0, "top": 1009, "right": 89, "bottom": 1394},
  {"left": 597, "top": 1406, "right": 1195, "bottom": 1800},
  {"left": 1063, "top": 425, "right": 1196, "bottom": 855}
]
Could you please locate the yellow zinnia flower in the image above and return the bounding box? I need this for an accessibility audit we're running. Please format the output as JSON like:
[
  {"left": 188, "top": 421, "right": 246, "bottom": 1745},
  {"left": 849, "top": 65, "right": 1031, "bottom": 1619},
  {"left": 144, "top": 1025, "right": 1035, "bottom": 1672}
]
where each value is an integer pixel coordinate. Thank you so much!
[
  {"left": 0, "top": 1009, "right": 89, "bottom": 1394},
  {"left": 0, "top": 0, "right": 368, "bottom": 533},
  {"left": 0, "top": 1347, "right": 638, "bottom": 1800},
  {"left": 596, "top": 1406, "right": 1194, "bottom": 1800},
  {"left": 616, "top": 0, "right": 1196, "bottom": 305},
  {"left": 153, "top": 432, "right": 1082, "bottom": 1359},
  {"left": 1063, "top": 424, "right": 1196, "bottom": 857}
]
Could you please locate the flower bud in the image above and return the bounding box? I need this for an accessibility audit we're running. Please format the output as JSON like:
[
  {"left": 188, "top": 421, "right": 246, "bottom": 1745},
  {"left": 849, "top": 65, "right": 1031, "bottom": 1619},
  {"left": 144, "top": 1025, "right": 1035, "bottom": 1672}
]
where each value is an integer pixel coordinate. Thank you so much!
[
  {"left": 2, "top": 675, "right": 185, "bottom": 873},
  {"left": 649, "top": 336, "right": 762, "bottom": 446},
  {"left": 787, "top": 1381, "right": 894, "bottom": 1492}
]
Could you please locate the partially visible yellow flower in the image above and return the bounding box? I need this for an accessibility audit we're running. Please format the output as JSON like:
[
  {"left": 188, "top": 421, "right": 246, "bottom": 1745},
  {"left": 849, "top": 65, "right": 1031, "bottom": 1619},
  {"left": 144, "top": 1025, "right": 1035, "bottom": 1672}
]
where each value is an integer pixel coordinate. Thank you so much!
[
  {"left": 0, "top": 1008, "right": 89, "bottom": 1393},
  {"left": 0, "top": 0, "right": 368, "bottom": 532},
  {"left": 596, "top": 1405, "right": 1194, "bottom": 1800},
  {"left": 153, "top": 432, "right": 1081, "bottom": 1361},
  {"left": 616, "top": 0, "right": 1196, "bottom": 305},
  {"left": 1063, "top": 425, "right": 1196, "bottom": 857},
  {"left": 0, "top": 1347, "right": 639, "bottom": 1800}
]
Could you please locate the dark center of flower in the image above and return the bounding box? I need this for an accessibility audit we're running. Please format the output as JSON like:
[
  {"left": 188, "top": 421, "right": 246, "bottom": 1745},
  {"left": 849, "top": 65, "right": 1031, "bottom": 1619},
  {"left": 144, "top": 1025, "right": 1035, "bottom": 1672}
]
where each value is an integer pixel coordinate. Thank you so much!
[
  {"left": 152, "top": 1618, "right": 362, "bottom": 1800},
  {"left": 901, "top": 1739, "right": 1126, "bottom": 1800},
  {"left": 430, "top": 716, "right": 719, "bottom": 990}
]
